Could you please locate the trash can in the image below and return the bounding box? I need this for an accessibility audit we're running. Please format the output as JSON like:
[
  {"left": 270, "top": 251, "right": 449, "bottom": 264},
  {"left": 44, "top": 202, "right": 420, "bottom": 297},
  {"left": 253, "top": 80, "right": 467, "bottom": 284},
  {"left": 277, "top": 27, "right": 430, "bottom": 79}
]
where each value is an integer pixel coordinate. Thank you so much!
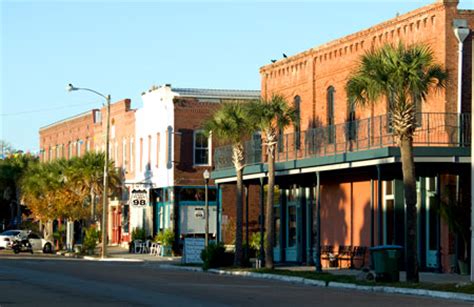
[{"left": 370, "top": 245, "right": 402, "bottom": 282}]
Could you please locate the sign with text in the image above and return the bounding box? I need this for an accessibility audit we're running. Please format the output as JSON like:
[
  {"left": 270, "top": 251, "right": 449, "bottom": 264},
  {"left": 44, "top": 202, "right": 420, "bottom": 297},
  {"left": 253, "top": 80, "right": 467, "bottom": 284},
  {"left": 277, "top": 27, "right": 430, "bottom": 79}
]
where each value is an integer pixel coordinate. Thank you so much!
[
  {"left": 130, "top": 189, "right": 149, "bottom": 207},
  {"left": 183, "top": 238, "right": 205, "bottom": 264}
]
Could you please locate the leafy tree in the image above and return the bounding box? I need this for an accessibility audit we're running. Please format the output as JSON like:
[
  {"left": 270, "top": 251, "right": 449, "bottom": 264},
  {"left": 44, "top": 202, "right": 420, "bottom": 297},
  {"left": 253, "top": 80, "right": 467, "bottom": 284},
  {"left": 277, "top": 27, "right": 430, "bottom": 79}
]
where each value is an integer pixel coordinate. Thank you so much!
[
  {"left": 0, "top": 152, "right": 38, "bottom": 228},
  {"left": 248, "top": 95, "right": 296, "bottom": 269},
  {"left": 346, "top": 43, "right": 447, "bottom": 282},
  {"left": 204, "top": 102, "right": 254, "bottom": 266}
]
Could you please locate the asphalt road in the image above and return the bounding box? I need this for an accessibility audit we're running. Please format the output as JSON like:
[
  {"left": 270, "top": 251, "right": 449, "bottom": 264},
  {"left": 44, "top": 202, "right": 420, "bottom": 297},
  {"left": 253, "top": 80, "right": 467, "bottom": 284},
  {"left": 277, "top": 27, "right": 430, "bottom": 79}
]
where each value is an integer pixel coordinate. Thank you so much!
[{"left": 0, "top": 254, "right": 470, "bottom": 307}]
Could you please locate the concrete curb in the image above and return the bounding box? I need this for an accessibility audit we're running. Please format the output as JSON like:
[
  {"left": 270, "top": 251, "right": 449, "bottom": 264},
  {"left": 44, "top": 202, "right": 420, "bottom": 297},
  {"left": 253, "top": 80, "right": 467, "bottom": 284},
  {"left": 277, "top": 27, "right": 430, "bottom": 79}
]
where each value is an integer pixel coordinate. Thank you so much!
[
  {"left": 158, "top": 264, "right": 474, "bottom": 302},
  {"left": 82, "top": 256, "right": 144, "bottom": 262},
  {"left": 158, "top": 264, "right": 203, "bottom": 272}
]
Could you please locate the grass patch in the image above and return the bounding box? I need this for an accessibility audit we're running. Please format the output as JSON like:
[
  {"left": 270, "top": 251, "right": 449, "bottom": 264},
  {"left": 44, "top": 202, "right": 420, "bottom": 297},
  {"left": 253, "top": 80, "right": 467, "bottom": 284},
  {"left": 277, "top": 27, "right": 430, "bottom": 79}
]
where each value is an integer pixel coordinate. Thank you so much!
[{"left": 249, "top": 269, "right": 474, "bottom": 295}]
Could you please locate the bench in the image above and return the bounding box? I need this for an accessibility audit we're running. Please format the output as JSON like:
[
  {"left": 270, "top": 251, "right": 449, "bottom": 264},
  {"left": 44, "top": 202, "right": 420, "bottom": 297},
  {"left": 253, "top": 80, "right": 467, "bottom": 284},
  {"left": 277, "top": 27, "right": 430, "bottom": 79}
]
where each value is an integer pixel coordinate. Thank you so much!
[{"left": 320, "top": 245, "right": 367, "bottom": 269}]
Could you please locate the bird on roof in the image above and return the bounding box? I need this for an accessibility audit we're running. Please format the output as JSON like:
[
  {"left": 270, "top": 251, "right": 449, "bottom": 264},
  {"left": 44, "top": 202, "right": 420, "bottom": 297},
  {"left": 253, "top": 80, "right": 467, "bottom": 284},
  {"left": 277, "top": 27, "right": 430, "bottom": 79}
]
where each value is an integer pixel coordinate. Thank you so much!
[
  {"left": 283, "top": 53, "right": 288, "bottom": 58},
  {"left": 271, "top": 59, "right": 277, "bottom": 63}
]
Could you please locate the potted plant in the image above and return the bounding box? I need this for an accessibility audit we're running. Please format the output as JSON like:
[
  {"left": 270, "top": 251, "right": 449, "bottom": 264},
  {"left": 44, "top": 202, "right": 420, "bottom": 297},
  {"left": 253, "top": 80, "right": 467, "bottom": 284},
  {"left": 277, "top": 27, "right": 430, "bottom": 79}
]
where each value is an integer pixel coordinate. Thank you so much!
[
  {"left": 82, "top": 226, "right": 99, "bottom": 255},
  {"left": 155, "top": 229, "right": 174, "bottom": 257},
  {"left": 440, "top": 192, "right": 470, "bottom": 274}
]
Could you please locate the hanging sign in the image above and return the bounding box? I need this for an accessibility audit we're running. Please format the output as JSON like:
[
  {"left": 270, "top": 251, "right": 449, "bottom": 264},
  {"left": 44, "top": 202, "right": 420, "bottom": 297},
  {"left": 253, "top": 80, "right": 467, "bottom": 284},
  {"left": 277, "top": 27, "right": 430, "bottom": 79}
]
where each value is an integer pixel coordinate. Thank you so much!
[{"left": 130, "top": 189, "right": 149, "bottom": 206}]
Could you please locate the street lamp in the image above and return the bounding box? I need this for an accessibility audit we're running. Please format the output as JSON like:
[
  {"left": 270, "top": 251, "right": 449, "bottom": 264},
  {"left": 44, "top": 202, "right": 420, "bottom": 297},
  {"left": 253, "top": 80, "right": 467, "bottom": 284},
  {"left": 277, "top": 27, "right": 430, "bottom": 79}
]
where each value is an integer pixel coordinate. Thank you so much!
[
  {"left": 203, "top": 169, "right": 210, "bottom": 248},
  {"left": 67, "top": 83, "right": 111, "bottom": 259}
]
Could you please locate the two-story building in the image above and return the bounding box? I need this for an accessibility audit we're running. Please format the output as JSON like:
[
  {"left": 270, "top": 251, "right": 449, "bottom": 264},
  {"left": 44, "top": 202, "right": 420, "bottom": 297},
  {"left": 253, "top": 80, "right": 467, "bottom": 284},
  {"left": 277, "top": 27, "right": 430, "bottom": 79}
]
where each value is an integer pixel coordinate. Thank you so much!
[
  {"left": 212, "top": 0, "right": 473, "bottom": 272},
  {"left": 129, "top": 85, "right": 260, "bottom": 247}
]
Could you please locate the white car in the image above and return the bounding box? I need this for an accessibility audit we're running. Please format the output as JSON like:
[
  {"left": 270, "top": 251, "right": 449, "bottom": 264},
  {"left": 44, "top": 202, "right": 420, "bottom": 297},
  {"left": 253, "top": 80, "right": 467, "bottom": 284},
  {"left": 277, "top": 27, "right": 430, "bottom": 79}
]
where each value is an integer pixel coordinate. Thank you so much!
[
  {"left": 26, "top": 232, "right": 54, "bottom": 253},
  {"left": 0, "top": 230, "right": 54, "bottom": 253},
  {"left": 0, "top": 230, "right": 28, "bottom": 249}
]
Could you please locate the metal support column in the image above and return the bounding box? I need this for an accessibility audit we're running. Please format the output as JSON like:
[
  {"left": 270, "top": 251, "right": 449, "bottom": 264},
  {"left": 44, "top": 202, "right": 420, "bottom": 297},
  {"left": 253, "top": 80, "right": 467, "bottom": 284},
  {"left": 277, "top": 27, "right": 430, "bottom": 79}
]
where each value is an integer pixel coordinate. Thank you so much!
[{"left": 314, "top": 172, "right": 322, "bottom": 272}]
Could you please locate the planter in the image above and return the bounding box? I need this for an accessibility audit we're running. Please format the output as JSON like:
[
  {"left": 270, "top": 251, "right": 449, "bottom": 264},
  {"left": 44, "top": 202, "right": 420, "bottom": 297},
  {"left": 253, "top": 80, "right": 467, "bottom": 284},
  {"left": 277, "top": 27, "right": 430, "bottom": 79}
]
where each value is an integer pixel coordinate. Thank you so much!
[
  {"left": 458, "top": 260, "right": 469, "bottom": 275},
  {"left": 161, "top": 245, "right": 172, "bottom": 257}
]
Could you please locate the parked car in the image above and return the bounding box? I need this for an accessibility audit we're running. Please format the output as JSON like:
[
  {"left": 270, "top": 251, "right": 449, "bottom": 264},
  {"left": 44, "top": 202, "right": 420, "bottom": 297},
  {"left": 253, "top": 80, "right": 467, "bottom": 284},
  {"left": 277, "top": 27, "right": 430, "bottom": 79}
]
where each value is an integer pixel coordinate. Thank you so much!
[
  {"left": 0, "top": 230, "right": 54, "bottom": 253},
  {"left": 0, "top": 230, "right": 28, "bottom": 249},
  {"left": 26, "top": 232, "right": 54, "bottom": 253}
]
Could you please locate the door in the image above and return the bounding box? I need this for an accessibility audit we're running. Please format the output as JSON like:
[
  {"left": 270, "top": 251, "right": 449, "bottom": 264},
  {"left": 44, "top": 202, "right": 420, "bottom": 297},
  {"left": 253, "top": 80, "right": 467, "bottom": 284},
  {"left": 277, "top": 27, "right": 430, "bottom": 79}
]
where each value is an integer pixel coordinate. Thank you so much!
[
  {"left": 425, "top": 177, "right": 439, "bottom": 269},
  {"left": 285, "top": 187, "right": 302, "bottom": 262},
  {"left": 27, "top": 233, "right": 42, "bottom": 250}
]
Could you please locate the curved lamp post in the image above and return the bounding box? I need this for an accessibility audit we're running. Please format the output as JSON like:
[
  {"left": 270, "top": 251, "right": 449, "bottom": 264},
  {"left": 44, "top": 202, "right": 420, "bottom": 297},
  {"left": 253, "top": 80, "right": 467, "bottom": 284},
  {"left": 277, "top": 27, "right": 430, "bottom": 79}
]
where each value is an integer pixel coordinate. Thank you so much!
[
  {"left": 67, "top": 83, "right": 111, "bottom": 259},
  {"left": 203, "top": 169, "right": 210, "bottom": 248}
]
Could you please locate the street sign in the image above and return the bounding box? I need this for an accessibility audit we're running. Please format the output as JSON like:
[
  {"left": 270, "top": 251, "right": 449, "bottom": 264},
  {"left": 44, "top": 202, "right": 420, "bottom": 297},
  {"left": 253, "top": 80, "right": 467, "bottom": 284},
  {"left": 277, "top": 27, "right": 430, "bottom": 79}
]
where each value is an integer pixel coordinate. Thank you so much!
[{"left": 130, "top": 189, "right": 149, "bottom": 207}]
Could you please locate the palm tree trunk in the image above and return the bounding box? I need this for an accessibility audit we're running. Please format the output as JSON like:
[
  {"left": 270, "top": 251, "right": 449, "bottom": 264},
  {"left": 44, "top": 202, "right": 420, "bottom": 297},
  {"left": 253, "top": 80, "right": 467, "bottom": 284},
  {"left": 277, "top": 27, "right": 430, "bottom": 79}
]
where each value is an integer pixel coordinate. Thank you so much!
[
  {"left": 90, "top": 188, "right": 96, "bottom": 225},
  {"left": 400, "top": 136, "right": 419, "bottom": 282},
  {"left": 265, "top": 144, "right": 275, "bottom": 269},
  {"left": 234, "top": 167, "right": 243, "bottom": 266}
]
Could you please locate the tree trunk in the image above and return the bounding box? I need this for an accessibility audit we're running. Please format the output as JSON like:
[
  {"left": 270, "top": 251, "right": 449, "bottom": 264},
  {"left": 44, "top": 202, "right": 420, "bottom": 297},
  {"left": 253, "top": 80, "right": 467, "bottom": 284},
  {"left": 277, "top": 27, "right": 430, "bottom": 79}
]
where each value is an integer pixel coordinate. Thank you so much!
[
  {"left": 265, "top": 144, "right": 275, "bottom": 269},
  {"left": 90, "top": 188, "right": 96, "bottom": 225},
  {"left": 234, "top": 167, "right": 243, "bottom": 266},
  {"left": 400, "top": 137, "right": 419, "bottom": 282}
]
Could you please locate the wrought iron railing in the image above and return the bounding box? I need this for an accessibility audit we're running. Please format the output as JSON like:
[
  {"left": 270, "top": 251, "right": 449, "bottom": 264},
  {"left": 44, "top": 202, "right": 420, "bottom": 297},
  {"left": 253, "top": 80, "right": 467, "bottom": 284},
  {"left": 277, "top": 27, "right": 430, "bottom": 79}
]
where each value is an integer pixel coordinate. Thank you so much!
[{"left": 213, "top": 112, "right": 471, "bottom": 170}]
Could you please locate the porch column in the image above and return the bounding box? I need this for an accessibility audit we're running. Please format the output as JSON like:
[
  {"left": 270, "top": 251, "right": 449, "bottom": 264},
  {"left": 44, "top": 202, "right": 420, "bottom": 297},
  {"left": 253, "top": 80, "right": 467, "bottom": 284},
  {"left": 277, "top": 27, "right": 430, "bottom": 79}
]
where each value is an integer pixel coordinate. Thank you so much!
[
  {"left": 377, "top": 165, "right": 383, "bottom": 245},
  {"left": 370, "top": 179, "right": 375, "bottom": 247},
  {"left": 245, "top": 184, "right": 249, "bottom": 261},
  {"left": 436, "top": 173, "right": 442, "bottom": 273},
  {"left": 216, "top": 183, "right": 221, "bottom": 243},
  {"left": 314, "top": 171, "right": 322, "bottom": 272},
  {"left": 259, "top": 177, "right": 265, "bottom": 266}
]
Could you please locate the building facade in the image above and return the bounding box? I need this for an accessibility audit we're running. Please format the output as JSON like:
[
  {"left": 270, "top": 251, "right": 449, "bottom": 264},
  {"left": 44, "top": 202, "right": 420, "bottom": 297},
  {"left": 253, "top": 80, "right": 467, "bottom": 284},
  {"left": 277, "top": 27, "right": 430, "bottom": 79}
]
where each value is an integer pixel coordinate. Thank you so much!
[
  {"left": 212, "top": 0, "right": 473, "bottom": 272},
  {"left": 129, "top": 85, "right": 260, "bottom": 248}
]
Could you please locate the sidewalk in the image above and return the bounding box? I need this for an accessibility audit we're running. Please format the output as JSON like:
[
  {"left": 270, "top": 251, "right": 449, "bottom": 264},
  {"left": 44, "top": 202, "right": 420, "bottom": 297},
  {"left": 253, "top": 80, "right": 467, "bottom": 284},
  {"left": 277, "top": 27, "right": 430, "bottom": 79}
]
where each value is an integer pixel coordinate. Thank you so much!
[{"left": 84, "top": 245, "right": 182, "bottom": 263}]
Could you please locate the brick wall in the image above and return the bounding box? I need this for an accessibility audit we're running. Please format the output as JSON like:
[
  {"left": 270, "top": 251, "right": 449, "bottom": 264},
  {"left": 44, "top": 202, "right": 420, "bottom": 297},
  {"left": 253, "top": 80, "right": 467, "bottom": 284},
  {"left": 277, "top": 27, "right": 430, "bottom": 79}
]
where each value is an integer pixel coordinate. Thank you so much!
[{"left": 260, "top": 1, "right": 473, "bottom": 133}]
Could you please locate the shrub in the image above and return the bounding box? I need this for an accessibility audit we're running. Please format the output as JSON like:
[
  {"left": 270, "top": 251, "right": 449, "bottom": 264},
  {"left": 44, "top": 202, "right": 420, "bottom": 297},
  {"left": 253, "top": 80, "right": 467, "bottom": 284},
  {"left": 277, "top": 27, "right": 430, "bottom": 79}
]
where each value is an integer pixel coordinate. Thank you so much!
[
  {"left": 53, "top": 225, "right": 66, "bottom": 250},
  {"left": 131, "top": 227, "right": 146, "bottom": 241},
  {"left": 154, "top": 228, "right": 174, "bottom": 247},
  {"left": 200, "top": 242, "right": 227, "bottom": 270},
  {"left": 249, "top": 232, "right": 266, "bottom": 258},
  {"left": 82, "top": 226, "right": 99, "bottom": 254}
]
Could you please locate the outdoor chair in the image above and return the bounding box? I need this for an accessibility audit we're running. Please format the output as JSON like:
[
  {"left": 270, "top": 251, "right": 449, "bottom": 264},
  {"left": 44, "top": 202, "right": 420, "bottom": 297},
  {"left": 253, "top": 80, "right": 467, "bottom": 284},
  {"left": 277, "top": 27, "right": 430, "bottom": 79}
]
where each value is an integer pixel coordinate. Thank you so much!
[
  {"left": 336, "top": 245, "right": 353, "bottom": 268},
  {"left": 150, "top": 242, "right": 161, "bottom": 256},
  {"left": 351, "top": 246, "right": 367, "bottom": 269},
  {"left": 320, "top": 245, "right": 336, "bottom": 268},
  {"left": 133, "top": 240, "right": 143, "bottom": 253}
]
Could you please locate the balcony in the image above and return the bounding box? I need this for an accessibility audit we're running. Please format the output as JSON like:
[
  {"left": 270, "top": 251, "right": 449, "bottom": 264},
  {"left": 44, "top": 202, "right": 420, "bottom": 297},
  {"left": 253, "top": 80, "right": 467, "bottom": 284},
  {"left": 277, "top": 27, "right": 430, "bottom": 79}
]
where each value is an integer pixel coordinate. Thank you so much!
[{"left": 213, "top": 112, "right": 471, "bottom": 171}]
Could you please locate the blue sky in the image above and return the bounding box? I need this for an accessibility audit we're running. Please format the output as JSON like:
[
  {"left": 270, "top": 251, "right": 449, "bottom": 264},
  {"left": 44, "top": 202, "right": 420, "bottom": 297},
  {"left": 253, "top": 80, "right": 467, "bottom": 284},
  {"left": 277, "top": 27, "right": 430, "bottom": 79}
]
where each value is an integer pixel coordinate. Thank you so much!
[{"left": 1, "top": 0, "right": 471, "bottom": 152}]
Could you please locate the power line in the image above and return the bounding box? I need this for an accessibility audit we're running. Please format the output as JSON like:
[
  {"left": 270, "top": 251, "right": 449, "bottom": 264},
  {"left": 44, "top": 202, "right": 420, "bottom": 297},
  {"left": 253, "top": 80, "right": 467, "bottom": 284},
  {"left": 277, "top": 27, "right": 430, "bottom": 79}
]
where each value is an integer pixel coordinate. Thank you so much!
[{"left": 0, "top": 102, "right": 99, "bottom": 117}]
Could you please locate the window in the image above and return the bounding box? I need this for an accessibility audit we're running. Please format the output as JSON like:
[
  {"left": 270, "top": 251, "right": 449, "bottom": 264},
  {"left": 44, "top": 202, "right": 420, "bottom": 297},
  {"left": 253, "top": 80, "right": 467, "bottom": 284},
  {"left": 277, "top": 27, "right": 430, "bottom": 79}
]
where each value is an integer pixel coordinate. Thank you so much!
[
  {"left": 294, "top": 96, "right": 301, "bottom": 149},
  {"left": 122, "top": 138, "right": 127, "bottom": 170},
  {"left": 77, "top": 140, "right": 82, "bottom": 157},
  {"left": 68, "top": 142, "right": 72, "bottom": 159},
  {"left": 86, "top": 138, "right": 90, "bottom": 152},
  {"left": 327, "top": 87, "right": 335, "bottom": 144},
  {"left": 147, "top": 135, "right": 151, "bottom": 170},
  {"left": 139, "top": 138, "right": 143, "bottom": 172},
  {"left": 156, "top": 133, "right": 160, "bottom": 168},
  {"left": 194, "top": 130, "right": 209, "bottom": 165},
  {"left": 130, "top": 138, "right": 134, "bottom": 172},
  {"left": 48, "top": 147, "right": 52, "bottom": 161}
]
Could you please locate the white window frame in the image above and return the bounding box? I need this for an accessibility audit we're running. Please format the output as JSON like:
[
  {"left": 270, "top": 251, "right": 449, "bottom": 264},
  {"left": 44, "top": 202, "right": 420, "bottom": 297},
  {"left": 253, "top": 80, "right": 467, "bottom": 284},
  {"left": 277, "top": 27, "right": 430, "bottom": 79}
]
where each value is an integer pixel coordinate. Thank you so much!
[{"left": 193, "top": 130, "right": 211, "bottom": 166}]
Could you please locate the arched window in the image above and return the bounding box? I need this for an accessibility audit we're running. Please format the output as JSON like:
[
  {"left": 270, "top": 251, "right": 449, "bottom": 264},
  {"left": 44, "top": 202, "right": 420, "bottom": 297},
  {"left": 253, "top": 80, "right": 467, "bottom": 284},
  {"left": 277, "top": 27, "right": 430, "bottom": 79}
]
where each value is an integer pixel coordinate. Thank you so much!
[
  {"left": 294, "top": 96, "right": 301, "bottom": 149},
  {"left": 327, "top": 87, "right": 335, "bottom": 144}
]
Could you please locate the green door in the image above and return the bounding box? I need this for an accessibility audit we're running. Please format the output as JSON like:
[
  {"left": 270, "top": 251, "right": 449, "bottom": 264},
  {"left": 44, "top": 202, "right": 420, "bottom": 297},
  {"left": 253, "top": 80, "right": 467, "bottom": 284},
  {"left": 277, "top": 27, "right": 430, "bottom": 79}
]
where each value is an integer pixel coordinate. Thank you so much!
[
  {"left": 425, "top": 177, "right": 439, "bottom": 269},
  {"left": 285, "top": 187, "right": 302, "bottom": 262}
]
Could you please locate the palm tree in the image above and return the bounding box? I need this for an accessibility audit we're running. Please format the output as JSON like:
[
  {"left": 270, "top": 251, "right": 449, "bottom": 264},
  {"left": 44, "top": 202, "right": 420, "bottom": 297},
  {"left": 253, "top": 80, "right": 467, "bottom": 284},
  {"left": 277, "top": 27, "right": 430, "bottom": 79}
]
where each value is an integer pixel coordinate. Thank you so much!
[
  {"left": 70, "top": 152, "right": 119, "bottom": 224},
  {"left": 204, "top": 102, "right": 254, "bottom": 266},
  {"left": 346, "top": 43, "right": 447, "bottom": 282},
  {"left": 248, "top": 95, "right": 296, "bottom": 269}
]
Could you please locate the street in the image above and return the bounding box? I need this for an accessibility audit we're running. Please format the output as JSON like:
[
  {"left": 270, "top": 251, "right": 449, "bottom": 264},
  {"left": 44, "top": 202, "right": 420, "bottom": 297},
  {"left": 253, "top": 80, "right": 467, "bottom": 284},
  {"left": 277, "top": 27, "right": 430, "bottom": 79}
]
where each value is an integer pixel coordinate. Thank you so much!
[{"left": 0, "top": 254, "right": 470, "bottom": 306}]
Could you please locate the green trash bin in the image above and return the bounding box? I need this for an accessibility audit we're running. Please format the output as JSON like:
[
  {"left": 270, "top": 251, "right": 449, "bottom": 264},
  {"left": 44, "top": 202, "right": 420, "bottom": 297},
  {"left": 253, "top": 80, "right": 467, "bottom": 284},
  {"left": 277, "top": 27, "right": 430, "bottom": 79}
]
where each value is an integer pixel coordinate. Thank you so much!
[{"left": 370, "top": 245, "right": 402, "bottom": 282}]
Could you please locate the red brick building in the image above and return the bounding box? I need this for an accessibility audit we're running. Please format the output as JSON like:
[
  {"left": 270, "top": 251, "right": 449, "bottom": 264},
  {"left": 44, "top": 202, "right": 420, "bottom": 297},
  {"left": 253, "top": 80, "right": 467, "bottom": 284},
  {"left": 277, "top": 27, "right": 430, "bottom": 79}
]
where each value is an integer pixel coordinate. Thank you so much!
[{"left": 213, "top": 0, "right": 473, "bottom": 272}]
